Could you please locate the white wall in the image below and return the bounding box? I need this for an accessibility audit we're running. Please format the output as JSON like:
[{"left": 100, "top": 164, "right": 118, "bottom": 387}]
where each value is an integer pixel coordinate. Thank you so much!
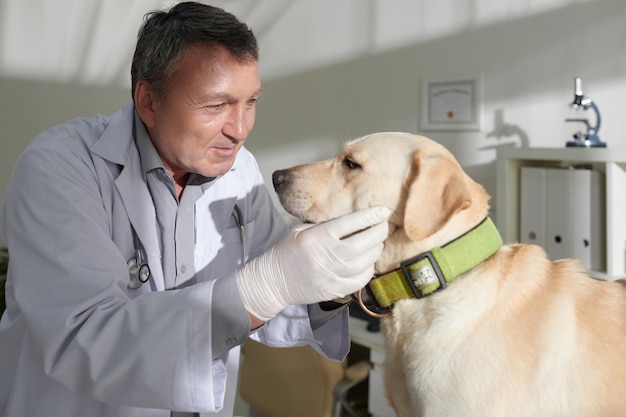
[
  {"left": 245, "top": 0, "right": 626, "bottom": 223},
  {"left": 1, "top": 0, "right": 625, "bottom": 228}
]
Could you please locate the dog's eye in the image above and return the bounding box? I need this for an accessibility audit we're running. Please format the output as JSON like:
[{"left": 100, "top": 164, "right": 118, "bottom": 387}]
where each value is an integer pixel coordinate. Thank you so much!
[{"left": 343, "top": 158, "right": 361, "bottom": 170}]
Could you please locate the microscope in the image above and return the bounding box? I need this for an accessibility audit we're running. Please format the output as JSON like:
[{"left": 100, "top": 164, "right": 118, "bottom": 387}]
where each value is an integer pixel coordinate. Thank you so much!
[{"left": 565, "top": 76, "right": 606, "bottom": 147}]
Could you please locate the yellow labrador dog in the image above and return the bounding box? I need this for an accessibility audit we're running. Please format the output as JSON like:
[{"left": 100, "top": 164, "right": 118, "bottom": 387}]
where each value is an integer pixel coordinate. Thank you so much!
[{"left": 272, "top": 132, "right": 626, "bottom": 417}]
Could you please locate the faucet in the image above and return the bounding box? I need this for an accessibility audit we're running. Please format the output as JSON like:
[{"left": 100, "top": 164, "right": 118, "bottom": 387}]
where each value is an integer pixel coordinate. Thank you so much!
[{"left": 565, "top": 76, "right": 606, "bottom": 147}]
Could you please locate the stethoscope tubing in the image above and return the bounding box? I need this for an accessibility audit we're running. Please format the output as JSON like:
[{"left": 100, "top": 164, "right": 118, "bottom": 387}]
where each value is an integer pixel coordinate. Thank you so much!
[{"left": 231, "top": 204, "right": 247, "bottom": 261}]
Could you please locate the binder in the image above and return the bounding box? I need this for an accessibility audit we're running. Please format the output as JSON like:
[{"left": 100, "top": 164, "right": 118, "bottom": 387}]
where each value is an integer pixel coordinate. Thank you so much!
[
  {"left": 569, "top": 168, "right": 605, "bottom": 271},
  {"left": 519, "top": 167, "right": 546, "bottom": 248},
  {"left": 545, "top": 168, "right": 573, "bottom": 261}
]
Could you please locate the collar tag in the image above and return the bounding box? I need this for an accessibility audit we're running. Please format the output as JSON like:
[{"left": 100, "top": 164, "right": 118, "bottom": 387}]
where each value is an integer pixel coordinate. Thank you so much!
[{"left": 411, "top": 264, "right": 438, "bottom": 288}]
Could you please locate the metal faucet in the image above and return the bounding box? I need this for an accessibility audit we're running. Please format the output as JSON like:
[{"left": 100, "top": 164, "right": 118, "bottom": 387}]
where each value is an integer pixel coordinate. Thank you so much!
[{"left": 565, "top": 77, "right": 606, "bottom": 147}]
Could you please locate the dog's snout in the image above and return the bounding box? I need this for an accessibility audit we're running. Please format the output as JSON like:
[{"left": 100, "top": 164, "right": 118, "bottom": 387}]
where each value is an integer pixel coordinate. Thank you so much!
[{"left": 272, "top": 169, "right": 289, "bottom": 191}]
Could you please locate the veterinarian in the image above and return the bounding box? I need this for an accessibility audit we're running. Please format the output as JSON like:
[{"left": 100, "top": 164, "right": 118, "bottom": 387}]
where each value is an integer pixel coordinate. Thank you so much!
[{"left": 0, "top": 3, "right": 390, "bottom": 417}]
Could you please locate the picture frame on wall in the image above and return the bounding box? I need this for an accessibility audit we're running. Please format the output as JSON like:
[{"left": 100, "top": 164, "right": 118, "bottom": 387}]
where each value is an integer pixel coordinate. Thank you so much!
[{"left": 420, "top": 75, "right": 483, "bottom": 131}]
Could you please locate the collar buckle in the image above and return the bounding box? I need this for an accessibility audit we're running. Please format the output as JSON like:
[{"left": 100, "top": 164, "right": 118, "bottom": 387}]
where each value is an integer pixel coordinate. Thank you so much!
[{"left": 401, "top": 251, "right": 447, "bottom": 299}]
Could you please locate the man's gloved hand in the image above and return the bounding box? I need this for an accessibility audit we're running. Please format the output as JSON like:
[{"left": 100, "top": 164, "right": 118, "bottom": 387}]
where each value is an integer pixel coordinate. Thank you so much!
[{"left": 236, "top": 206, "right": 391, "bottom": 321}]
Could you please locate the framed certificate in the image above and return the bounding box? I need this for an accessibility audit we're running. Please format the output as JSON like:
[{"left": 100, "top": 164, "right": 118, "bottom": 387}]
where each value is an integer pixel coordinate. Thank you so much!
[{"left": 420, "top": 75, "right": 483, "bottom": 131}]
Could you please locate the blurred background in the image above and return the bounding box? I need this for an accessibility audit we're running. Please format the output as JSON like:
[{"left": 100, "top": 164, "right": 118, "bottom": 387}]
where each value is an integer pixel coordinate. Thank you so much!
[{"left": 1, "top": 0, "right": 625, "bottom": 223}]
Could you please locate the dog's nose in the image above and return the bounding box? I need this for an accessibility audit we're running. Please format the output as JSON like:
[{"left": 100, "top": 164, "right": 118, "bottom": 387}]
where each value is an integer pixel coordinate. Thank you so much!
[{"left": 272, "top": 169, "right": 288, "bottom": 191}]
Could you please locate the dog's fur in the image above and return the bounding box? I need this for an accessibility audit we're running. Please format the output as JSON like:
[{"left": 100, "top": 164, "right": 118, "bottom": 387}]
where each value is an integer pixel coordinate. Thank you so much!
[{"left": 272, "top": 132, "right": 626, "bottom": 417}]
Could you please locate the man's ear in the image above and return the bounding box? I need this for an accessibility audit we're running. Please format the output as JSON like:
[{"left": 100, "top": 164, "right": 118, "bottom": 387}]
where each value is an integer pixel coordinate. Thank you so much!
[
  {"left": 133, "top": 81, "right": 157, "bottom": 128},
  {"left": 403, "top": 150, "right": 472, "bottom": 241}
]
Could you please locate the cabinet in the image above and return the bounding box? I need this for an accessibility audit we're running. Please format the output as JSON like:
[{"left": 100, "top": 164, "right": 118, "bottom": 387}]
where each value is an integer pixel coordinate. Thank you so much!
[{"left": 496, "top": 147, "right": 626, "bottom": 281}]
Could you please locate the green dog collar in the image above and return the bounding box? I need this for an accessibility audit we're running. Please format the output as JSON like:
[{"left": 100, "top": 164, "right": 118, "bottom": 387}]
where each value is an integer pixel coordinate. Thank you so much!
[{"left": 365, "top": 217, "right": 503, "bottom": 311}]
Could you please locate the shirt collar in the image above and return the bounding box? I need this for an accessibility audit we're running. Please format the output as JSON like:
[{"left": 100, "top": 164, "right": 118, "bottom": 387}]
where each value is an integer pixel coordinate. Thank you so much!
[{"left": 133, "top": 110, "right": 165, "bottom": 178}]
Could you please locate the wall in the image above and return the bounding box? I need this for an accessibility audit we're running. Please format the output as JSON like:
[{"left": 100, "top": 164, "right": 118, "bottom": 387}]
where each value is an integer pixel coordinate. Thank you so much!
[
  {"left": 1, "top": 0, "right": 625, "bottom": 229},
  {"left": 246, "top": 0, "right": 626, "bottom": 223},
  {"left": 0, "top": 79, "right": 130, "bottom": 200}
]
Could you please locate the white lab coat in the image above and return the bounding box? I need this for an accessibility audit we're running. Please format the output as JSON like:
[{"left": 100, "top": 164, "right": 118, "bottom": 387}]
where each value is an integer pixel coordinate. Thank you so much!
[{"left": 0, "top": 102, "right": 350, "bottom": 417}]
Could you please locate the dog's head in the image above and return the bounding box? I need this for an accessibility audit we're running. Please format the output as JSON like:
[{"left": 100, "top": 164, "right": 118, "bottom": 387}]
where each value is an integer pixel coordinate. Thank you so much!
[{"left": 272, "top": 132, "right": 491, "bottom": 271}]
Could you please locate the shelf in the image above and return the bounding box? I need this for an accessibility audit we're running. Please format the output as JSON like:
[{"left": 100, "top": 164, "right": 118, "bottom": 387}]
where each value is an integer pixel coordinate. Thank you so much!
[{"left": 496, "top": 146, "right": 626, "bottom": 281}]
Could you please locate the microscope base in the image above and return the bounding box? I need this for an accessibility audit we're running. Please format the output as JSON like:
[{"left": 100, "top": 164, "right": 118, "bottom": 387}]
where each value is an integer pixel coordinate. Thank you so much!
[{"left": 566, "top": 140, "right": 607, "bottom": 148}]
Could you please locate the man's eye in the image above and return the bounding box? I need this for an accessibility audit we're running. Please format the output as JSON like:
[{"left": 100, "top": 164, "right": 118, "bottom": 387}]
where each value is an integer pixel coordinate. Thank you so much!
[
  {"left": 207, "top": 103, "right": 225, "bottom": 110},
  {"left": 343, "top": 158, "right": 361, "bottom": 170}
]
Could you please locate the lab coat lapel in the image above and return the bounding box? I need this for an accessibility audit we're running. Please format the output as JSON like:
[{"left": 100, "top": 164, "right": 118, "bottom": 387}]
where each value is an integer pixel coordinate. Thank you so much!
[
  {"left": 91, "top": 102, "right": 165, "bottom": 291},
  {"left": 115, "top": 157, "right": 164, "bottom": 291}
]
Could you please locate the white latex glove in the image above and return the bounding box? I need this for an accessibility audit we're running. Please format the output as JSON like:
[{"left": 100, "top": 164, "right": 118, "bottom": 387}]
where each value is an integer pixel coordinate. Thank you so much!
[{"left": 236, "top": 206, "right": 391, "bottom": 321}]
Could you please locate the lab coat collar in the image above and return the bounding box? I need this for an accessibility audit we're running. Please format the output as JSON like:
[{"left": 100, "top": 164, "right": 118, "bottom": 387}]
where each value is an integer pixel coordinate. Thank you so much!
[{"left": 90, "top": 102, "right": 136, "bottom": 165}]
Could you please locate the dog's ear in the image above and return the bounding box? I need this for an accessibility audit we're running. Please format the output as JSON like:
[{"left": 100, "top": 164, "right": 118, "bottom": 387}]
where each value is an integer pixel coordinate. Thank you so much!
[{"left": 403, "top": 150, "right": 472, "bottom": 241}]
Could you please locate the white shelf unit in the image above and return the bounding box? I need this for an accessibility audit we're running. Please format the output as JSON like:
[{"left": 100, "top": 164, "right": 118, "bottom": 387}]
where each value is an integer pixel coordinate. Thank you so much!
[{"left": 496, "top": 147, "right": 626, "bottom": 281}]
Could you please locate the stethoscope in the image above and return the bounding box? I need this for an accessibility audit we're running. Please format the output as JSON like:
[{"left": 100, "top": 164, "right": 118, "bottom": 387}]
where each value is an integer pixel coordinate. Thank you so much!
[
  {"left": 231, "top": 204, "right": 247, "bottom": 261},
  {"left": 127, "top": 226, "right": 151, "bottom": 289},
  {"left": 127, "top": 204, "right": 246, "bottom": 289}
]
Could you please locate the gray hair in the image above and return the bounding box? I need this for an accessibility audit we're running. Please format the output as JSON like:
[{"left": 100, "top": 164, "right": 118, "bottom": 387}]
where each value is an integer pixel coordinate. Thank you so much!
[{"left": 130, "top": 1, "right": 259, "bottom": 102}]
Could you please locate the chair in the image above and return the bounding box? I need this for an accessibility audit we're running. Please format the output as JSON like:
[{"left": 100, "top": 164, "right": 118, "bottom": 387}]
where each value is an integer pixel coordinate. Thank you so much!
[{"left": 239, "top": 339, "right": 371, "bottom": 417}]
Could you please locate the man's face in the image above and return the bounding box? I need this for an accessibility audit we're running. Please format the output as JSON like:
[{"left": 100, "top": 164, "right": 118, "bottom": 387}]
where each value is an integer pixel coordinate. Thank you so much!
[{"left": 143, "top": 45, "right": 261, "bottom": 180}]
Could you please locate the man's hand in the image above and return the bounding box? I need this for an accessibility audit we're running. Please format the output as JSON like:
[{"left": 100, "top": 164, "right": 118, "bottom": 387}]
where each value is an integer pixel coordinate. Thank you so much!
[{"left": 236, "top": 207, "right": 390, "bottom": 321}]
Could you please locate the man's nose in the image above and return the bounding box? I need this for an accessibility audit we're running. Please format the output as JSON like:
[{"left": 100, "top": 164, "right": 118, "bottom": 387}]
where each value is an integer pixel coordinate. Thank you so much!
[{"left": 223, "top": 106, "right": 251, "bottom": 141}]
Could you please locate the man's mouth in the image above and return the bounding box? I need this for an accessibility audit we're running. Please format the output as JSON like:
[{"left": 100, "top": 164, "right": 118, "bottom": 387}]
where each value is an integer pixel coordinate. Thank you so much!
[{"left": 212, "top": 146, "right": 236, "bottom": 157}]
